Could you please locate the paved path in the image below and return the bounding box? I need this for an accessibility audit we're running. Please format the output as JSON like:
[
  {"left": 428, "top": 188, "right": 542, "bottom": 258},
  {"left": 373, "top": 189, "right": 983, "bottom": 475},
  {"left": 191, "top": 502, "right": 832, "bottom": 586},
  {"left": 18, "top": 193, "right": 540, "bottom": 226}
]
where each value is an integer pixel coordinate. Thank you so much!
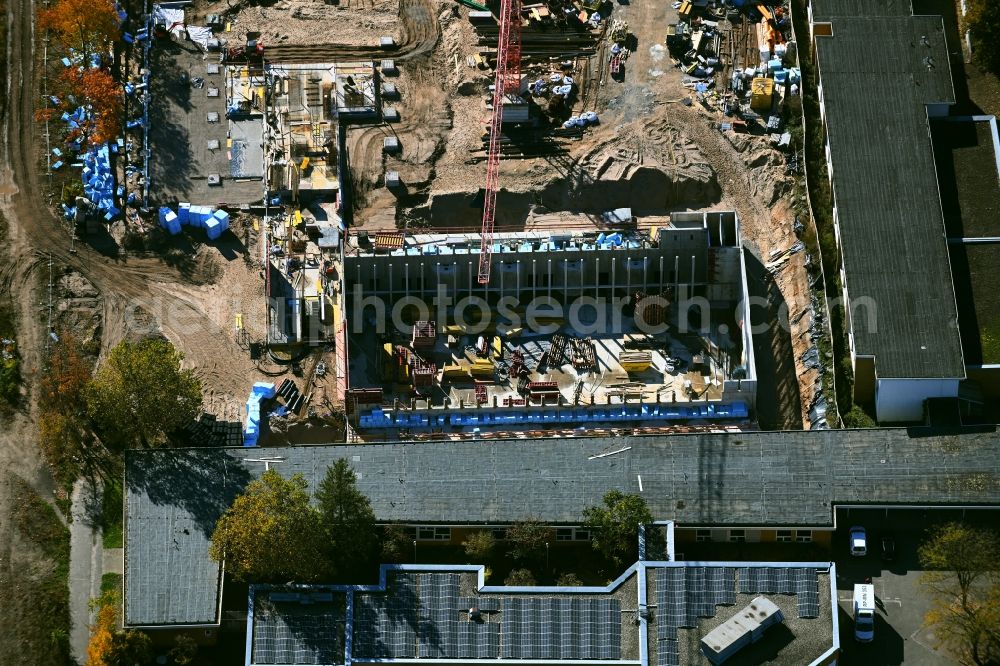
[{"left": 68, "top": 479, "right": 103, "bottom": 663}]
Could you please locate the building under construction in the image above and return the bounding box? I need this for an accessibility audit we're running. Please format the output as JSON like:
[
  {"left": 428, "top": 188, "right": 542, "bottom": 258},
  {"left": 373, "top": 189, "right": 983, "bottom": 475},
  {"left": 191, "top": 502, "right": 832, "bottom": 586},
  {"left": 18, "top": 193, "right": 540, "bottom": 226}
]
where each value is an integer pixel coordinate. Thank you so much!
[
  {"left": 339, "top": 211, "right": 757, "bottom": 438},
  {"left": 263, "top": 61, "right": 380, "bottom": 346}
]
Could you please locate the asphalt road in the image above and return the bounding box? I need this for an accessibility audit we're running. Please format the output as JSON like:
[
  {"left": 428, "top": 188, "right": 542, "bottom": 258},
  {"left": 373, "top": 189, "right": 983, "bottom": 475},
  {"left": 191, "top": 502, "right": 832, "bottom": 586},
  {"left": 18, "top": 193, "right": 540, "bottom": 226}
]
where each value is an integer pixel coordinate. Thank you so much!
[{"left": 831, "top": 507, "right": 998, "bottom": 665}]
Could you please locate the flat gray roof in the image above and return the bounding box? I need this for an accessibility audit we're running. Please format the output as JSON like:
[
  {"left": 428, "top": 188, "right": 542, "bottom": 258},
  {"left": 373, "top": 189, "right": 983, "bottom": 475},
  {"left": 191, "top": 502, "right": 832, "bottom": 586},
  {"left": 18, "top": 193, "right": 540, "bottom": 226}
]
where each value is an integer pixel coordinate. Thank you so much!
[
  {"left": 124, "top": 427, "right": 1000, "bottom": 626},
  {"left": 148, "top": 41, "right": 263, "bottom": 206},
  {"left": 812, "top": 5, "right": 965, "bottom": 378}
]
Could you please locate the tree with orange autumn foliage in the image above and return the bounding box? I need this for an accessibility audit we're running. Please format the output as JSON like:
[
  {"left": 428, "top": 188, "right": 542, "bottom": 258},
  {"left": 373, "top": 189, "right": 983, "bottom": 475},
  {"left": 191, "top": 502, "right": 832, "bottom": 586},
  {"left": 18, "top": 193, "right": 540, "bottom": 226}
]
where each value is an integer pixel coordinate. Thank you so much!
[
  {"left": 40, "top": 329, "right": 93, "bottom": 411},
  {"left": 85, "top": 591, "right": 117, "bottom": 666},
  {"left": 38, "top": 330, "right": 100, "bottom": 486},
  {"left": 39, "top": 0, "right": 120, "bottom": 62},
  {"left": 58, "top": 68, "right": 123, "bottom": 146},
  {"left": 86, "top": 590, "right": 154, "bottom": 666}
]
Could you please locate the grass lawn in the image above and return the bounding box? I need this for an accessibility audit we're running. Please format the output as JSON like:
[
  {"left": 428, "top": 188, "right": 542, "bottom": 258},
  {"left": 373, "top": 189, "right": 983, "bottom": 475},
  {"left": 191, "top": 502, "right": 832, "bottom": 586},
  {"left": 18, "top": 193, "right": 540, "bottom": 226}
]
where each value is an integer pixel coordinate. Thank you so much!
[
  {"left": 3, "top": 474, "right": 73, "bottom": 665},
  {"left": 101, "top": 572, "right": 122, "bottom": 596},
  {"left": 101, "top": 476, "right": 124, "bottom": 549}
]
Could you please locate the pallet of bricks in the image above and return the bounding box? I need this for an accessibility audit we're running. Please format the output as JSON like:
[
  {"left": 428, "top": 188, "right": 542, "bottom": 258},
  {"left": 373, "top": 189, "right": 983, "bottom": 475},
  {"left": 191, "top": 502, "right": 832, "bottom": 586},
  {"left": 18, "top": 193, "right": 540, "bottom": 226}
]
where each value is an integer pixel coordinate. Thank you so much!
[
  {"left": 527, "top": 381, "right": 560, "bottom": 404},
  {"left": 411, "top": 354, "right": 436, "bottom": 389},
  {"left": 412, "top": 320, "right": 437, "bottom": 350}
]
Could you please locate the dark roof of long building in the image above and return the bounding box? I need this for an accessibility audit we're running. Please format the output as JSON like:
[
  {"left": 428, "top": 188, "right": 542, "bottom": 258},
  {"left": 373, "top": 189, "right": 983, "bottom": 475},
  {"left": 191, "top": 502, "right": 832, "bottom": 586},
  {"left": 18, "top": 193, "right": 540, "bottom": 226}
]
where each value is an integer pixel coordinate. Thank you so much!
[
  {"left": 124, "top": 428, "right": 1000, "bottom": 626},
  {"left": 811, "top": 5, "right": 965, "bottom": 378}
]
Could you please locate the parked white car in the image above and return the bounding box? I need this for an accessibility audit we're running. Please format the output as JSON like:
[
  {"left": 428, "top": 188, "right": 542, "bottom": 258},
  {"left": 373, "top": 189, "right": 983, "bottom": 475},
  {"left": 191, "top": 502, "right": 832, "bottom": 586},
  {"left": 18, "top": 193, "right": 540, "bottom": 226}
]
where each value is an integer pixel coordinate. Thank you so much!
[{"left": 849, "top": 526, "right": 867, "bottom": 556}]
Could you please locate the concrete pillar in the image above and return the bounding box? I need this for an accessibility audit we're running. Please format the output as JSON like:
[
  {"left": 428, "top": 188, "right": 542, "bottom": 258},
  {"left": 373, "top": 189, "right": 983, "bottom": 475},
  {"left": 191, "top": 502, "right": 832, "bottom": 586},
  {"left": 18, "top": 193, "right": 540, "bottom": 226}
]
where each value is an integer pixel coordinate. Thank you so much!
[
  {"left": 612, "top": 257, "right": 617, "bottom": 299},
  {"left": 674, "top": 255, "right": 679, "bottom": 297},
  {"left": 548, "top": 259, "right": 552, "bottom": 300},
  {"left": 532, "top": 259, "right": 537, "bottom": 301},
  {"left": 595, "top": 256, "right": 600, "bottom": 300}
]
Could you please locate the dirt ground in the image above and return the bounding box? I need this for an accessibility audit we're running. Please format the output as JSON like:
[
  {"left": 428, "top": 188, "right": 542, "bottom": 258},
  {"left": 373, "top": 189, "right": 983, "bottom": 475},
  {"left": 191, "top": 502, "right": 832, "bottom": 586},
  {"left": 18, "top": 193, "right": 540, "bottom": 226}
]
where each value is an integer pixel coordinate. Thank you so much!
[{"left": 0, "top": 0, "right": 317, "bottom": 654}]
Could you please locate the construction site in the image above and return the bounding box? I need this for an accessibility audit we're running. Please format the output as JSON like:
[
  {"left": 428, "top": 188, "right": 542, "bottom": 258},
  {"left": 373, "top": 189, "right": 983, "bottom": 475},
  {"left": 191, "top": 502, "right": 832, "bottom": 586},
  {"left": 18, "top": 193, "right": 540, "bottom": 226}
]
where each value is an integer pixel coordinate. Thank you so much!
[
  {"left": 133, "top": 0, "right": 821, "bottom": 438},
  {"left": 341, "top": 211, "right": 756, "bottom": 438}
]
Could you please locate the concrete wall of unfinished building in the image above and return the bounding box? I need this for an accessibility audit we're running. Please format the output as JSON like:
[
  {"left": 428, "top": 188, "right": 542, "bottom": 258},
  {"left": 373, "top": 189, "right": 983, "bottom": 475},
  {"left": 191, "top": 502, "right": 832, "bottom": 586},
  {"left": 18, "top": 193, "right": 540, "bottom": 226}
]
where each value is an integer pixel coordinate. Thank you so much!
[{"left": 343, "top": 214, "right": 745, "bottom": 304}]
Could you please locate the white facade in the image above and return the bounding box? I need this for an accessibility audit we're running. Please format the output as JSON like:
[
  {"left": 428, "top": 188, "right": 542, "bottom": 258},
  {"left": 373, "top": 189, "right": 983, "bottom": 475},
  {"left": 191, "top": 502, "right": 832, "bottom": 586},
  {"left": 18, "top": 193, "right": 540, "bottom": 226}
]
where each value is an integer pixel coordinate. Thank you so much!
[{"left": 875, "top": 378, "right": 961, "bottom": 422}]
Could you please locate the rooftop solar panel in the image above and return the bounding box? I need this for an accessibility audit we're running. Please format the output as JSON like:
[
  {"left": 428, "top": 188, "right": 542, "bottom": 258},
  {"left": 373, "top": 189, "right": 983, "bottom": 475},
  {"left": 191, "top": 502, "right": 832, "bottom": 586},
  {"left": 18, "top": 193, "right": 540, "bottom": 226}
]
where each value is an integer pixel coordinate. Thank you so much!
[
  {"left": 253, "top": 608, "right": 343, "bottom": 665},
  {"left": 500, "top": 596, "right": 620, "bottom": 660},
  {"left": 658, "top": 638, "right": 680, "bottom": 666}
]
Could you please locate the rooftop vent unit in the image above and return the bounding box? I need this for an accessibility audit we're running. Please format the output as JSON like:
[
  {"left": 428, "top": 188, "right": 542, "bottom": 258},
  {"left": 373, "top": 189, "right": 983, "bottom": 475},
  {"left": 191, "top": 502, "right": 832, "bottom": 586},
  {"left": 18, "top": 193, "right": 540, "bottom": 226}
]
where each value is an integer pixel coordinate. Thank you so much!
[
  {"left": 207, "top": 173, "right": 221, "bottom": 186},
  {"left": 383, "top": 137, "right": 401, "bottom": 154}
]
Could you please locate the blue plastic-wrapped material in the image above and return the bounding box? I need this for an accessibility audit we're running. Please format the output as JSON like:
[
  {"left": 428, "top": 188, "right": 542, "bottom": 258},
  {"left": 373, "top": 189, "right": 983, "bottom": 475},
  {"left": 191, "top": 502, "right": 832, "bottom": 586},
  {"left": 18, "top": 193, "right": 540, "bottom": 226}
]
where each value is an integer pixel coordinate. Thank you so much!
[{"left": 212, "top": 209, "right": 230, "bottom": 231}]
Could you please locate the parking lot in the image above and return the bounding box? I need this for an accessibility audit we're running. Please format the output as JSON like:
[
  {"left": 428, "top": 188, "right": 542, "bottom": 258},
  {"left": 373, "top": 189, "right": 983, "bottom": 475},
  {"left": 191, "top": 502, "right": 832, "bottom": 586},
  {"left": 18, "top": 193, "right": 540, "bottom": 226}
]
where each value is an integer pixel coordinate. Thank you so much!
[{"left": 832, "top": 507, "right": 999, "bottom": 665}]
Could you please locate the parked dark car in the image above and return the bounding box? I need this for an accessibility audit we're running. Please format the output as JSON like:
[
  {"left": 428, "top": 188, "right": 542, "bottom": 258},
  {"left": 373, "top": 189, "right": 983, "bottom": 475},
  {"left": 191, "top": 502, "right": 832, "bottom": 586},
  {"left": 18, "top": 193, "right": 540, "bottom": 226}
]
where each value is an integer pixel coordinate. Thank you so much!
[{"left": 881, "top": 534, "right": 895, "bottom": 561}]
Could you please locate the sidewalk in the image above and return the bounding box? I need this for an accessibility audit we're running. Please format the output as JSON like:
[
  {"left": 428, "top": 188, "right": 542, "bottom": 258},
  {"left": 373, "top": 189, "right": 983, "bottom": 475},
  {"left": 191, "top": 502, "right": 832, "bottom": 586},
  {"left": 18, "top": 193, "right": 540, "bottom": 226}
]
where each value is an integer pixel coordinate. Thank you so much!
[{"left": 68, "top": 479, "right": 103, "bottom": 663}]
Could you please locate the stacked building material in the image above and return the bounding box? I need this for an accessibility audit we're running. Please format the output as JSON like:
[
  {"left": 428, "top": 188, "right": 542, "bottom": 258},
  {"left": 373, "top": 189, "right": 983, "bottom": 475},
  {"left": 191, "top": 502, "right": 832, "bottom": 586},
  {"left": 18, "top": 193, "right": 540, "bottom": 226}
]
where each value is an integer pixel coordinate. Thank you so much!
[
  {"left": 158, "top": 206, "right": 181, "bottom": 235},
  {"left": 81, "top": 142, "right": 119, "bottom": 220},
  {"left": 412, "top": 321, "right": 437, "bottom": 350},
  {"left": 205, "top": 209, "right": 230, "bottom": 240},
  {"left": 411, "top": 355, "right": 436, "bottom": 388}
]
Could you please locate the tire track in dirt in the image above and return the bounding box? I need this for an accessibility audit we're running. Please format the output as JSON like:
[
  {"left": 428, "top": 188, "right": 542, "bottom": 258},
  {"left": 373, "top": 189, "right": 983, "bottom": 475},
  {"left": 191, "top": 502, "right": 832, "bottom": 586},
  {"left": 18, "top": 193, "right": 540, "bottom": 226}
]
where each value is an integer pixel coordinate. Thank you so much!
[
  {"left": 266, "top": 0, "right": 440, "bottom": 62},
  {"left": 2, "top": 0, "right": 264, "bottom": 415}
]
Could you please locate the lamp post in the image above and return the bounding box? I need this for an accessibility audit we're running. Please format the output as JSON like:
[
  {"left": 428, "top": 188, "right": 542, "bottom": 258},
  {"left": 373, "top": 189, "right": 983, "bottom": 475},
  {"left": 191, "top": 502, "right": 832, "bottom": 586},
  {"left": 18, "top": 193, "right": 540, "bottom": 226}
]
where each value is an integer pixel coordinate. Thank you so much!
[
  {"left": 546, "top": 542, "right": 550, "bottom": 576},
  {"left": 413, "top": 539, "right": 417, "bottom": 563}
]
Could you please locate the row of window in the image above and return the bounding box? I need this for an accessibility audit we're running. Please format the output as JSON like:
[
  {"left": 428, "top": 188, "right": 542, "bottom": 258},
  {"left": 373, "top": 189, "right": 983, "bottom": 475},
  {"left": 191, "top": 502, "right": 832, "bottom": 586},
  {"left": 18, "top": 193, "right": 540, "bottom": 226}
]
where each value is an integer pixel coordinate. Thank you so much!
[
  {"left": 409, "top": 527, "right": 813, "bottom": 543},
  {"left": 406, "top": 527, "right": 593, "bottom": 542},
  {"left": 695, "top": 529, "right": 813, "bottom": 543}
]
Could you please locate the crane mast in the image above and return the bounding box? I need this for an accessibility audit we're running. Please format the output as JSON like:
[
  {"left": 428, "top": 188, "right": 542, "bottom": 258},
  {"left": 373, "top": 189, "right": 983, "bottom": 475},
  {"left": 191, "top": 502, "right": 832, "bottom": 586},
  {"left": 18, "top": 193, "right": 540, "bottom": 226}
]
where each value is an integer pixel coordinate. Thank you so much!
[{"left": 477, "top": 0, "right": 522, "bottom": 285}]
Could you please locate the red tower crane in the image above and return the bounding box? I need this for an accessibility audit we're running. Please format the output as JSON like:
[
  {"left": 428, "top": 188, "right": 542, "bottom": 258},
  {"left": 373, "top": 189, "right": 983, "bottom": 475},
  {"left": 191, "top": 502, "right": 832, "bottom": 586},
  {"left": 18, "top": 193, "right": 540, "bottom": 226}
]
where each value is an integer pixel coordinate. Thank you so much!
[{"left": 477, "top": 0, "right": 522, "bottom": 285}]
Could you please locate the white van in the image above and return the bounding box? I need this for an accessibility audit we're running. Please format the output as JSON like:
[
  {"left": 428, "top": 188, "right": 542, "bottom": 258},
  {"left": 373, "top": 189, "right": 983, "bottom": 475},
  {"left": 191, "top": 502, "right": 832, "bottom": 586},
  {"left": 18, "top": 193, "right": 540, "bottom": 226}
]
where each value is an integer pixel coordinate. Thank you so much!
[{"left": 853, "top": 583, "right": 876, "bottom": 642}]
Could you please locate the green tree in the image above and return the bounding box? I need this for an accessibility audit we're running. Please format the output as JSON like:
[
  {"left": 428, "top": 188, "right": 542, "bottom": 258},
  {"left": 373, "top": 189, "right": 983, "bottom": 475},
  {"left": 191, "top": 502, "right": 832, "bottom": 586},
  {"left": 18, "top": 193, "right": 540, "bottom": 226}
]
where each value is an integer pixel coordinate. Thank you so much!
[
  {"left": 86, "top": 339, "right": 202, "bottom": 448},
  {"left": 168, "top": 634, "right": 198, "bottom": 665},
  {"left": 463, "top": 530, "right": 496, "bottom": 562},
  {"left": 556, "top": 572, "right": 583, "bottom": 586},
  {"left": 209, "top": 470, "right": 328, "bottom": 582},
  {"left": 381, "top": 524, "right": 412, "bottom": 563},
  {"left": 583, "top": 490, "right": 656, "bottom": 566},
  {"left": 919, "top": 523, "right": 1000, "bottom": 665},
  {"left": 504, "top": 568, "right": 536, "bottom": 586},
  {"left": 104, "top": 629, "right": 154, "bottom": 666},
  {"left": 842, "top": 405, "right": 876, "bottom": 428},
  {"left": 507, "top": 520, "right": 553, "bottom": 561},
  {"left": 966, "top": 0, "right": 1000, "bottom": 75},
  {"left": 315, "top": 459, "right": 379, "bottom": 579}
]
